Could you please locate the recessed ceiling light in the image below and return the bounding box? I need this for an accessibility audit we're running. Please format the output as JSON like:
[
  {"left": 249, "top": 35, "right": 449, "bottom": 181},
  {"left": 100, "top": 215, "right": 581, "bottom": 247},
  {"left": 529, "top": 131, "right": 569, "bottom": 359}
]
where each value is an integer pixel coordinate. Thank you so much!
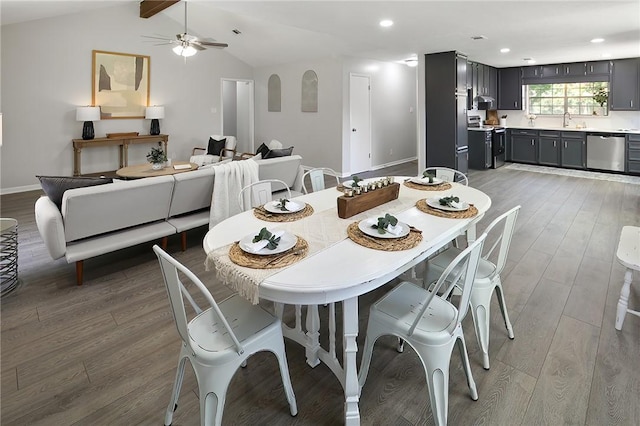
[
  {"left": 591, "top": 38, "right": 605, "bottom": 43},
  {"left": 500, "top": 48, "right": 510, "bottom": 53},
  {"left": 405, "top": 58, "right": 418, "bottom": 67},
  {"left": 379, "top": 19, "right": 393, "bottom": 27},
  {"left": 524, "top": 58, "right": 536, "bottom": 64},
  {"left": 602, "top": 53, "right": 612, "bottom": 58}
]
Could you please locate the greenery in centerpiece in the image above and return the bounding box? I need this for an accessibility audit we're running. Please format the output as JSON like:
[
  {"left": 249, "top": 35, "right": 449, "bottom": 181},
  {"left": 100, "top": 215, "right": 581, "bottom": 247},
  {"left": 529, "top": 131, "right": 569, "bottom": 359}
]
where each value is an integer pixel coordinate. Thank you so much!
[
  {"left": 350, "top": 175, "right": 362, "bottom": 188},
  {"left": 252, "top": 227, "right": 281, "bottom": 249},
  {"left": 371, "top": 213, "right": 398, "bottom": 235},
  {"left": 146, "top": 146, "right": 167, "bottom": 164}
]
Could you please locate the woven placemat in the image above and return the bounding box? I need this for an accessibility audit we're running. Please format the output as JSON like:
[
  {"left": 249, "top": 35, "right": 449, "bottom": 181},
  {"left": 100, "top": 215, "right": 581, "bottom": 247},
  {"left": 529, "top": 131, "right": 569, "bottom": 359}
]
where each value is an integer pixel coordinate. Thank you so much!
[
  {"left": 229, "top": 237, "right": 309, "bottom": 269},
  {"left": 416, "top": 199, "right": 478, "bottom": 219},
  {"left": 253, "top": 203, "right": 314, "bottom": 222},
  {"left": 403, "top": 181, "right": 452, "bottom": 191},
  {"left": 347, "top": 222, "right": 422, "bottom": 251}
]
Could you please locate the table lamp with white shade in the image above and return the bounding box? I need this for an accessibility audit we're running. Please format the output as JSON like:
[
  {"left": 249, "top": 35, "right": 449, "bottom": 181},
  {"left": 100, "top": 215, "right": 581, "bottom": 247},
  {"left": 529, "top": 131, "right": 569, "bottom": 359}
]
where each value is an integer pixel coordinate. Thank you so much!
[
  {"left": 145, "top": 106, "right": 165, "bottom": 135},
  {"left": 76, "top": 106, "right": 101, "bottom": 140}
]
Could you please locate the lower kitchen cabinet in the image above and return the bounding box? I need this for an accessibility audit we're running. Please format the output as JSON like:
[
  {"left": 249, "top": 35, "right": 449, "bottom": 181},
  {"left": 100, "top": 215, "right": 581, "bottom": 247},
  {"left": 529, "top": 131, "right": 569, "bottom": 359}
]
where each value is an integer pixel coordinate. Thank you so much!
[
  {"left": 539, "top": 131, "right": 560, "bottom": 166},
  {"left": 511, "top": 130, "right": 538, "bottom": 164},
  {"left": 627, "top": 134, "right": 640, "bottom": 174},
  {"left": 561, "top": 132, "right": 586, "bottom": 169}
]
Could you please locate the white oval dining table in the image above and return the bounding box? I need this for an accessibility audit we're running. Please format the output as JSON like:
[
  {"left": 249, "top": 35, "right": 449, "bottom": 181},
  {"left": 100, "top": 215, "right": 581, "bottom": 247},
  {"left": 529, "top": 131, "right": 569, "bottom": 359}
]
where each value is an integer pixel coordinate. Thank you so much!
[{"left": 203, "top": 179, "right": 491, "bottom": 425}]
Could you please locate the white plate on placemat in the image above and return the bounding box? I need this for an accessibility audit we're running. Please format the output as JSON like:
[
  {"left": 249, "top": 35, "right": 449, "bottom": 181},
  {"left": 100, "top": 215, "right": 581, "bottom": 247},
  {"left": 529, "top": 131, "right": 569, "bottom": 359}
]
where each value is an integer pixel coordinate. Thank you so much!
[
  {"left": 263, "top": 200, "right": 305, "bottom": 214},
  {"left": 409, "top": 176, "right": 444, "bottom": 186},
  {"left": 239, "top": 231, "right": 297, "bottom": 255},
  {"left": 358, "top": 219, "right": 410, "bottom": 239},
  {"left": 426, "top": 197, "right": 470, "bottom": 212}
]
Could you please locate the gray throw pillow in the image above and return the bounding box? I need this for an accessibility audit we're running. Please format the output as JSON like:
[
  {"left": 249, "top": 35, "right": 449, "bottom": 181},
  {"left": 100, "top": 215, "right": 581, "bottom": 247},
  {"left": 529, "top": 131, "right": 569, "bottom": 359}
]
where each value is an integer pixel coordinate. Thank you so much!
[
  {"left": 264, "top": 146, "right": 294, "bottom": 159},
  {"left": 207, "top": 138, "right": 226, "bottom": 156},
  {"left": 37, "top": 176, "right": 113, "bottom": 210}
]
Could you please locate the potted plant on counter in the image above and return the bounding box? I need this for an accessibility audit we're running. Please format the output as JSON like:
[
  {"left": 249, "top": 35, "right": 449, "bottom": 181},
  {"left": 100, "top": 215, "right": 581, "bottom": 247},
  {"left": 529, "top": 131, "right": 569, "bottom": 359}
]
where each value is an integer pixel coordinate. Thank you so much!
[
  {"left": 592, "top": 86, "right": 608, "bottom": 115},
  {"left": 147, "top": 146, "right": 167, "bottom": 170}
]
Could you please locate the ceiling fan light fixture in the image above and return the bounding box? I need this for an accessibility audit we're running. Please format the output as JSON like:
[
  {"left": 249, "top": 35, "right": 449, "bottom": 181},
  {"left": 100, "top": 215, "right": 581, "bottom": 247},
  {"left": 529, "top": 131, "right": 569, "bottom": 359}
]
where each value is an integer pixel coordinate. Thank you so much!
[{"left": 173, "top": 44, "right": 197, "bottom": 57}]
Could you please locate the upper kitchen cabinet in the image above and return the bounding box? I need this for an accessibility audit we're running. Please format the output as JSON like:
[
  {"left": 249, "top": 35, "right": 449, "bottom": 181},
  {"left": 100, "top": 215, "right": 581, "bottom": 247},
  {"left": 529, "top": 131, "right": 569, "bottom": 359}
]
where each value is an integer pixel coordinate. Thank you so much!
[
  {"left": 542, "top": 63, "right": 586, "bottom": 78},
  {"left": 586, "top": 61, "right": 610, "bottom": 76},
  {"left": 610, "top": 58, "right": 640, "bottom": 111},
  {"left": 522, "top": 65, "right": 542, "bottom": 82},
  {"left": 498, "top": 67, "right": 522, "bottom": 110}
]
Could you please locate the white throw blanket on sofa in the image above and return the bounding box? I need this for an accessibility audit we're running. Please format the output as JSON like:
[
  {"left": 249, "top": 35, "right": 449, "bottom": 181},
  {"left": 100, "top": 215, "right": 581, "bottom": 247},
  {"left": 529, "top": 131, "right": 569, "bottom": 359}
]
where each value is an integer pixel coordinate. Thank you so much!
[{"left": 209, "top": 159, "right": 259, "bottom": 229}]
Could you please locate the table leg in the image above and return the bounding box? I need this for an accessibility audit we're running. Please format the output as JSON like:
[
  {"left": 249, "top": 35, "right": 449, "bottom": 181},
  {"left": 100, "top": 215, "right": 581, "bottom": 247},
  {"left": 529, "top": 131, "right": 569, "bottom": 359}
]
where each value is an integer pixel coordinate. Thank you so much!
[
  {"left": 123, "top": 143, "right": 129, "bottom": 167},
  {"left": 305, "top": 305, "right": 320, "bottom": 367},
  {"left": 615, "top": 268, "right": 633, "bottom": 330},
  {"left": 73, "top": 147, "right": 81, "bottom": 176},
  {"left": 119, "top": 145, "right": 124, "bottom": 169},
  {"left": 343, "top": 297, "right": 360, "bottom": 425}
]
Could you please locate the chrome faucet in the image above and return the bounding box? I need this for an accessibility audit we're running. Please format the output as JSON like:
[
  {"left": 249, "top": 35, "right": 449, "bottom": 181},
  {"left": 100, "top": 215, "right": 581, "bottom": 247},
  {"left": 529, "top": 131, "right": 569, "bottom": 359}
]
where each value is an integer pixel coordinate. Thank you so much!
[{"left": 563, "top": 111, "right": 572, "bottom": 128}]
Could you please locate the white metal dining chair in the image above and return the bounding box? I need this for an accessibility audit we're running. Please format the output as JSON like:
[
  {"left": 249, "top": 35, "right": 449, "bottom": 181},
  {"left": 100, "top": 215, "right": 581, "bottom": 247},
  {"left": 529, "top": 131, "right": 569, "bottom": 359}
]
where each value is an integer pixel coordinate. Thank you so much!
[
  {"left": 423, "top": 166, "right": 468, "bottom": 186},
  {"left": 425, "top": 205, "right": 520, "bottom": 370},
  {"left": 237, "top": 179, "right": 291, "bottom": 211},
  {"left": 153, "top": 245, "right": 298, "bottom": 426},
  {"left": 359, "top": 234, "right": 486, "bottom": 426},
  {"left": 301, "top": 167, "right": 340, "bottom": 194}
]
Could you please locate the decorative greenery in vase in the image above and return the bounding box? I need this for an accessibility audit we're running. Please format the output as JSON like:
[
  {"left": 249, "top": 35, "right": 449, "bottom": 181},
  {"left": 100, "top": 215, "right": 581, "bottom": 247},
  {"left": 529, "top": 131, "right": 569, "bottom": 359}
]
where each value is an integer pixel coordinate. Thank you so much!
[{"left": 146, "top": 147, "right": 167, "bottom": 169}]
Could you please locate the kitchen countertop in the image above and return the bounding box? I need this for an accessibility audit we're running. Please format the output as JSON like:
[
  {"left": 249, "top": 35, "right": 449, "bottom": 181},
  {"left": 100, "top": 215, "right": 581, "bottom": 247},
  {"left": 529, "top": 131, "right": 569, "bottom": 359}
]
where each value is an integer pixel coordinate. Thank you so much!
[{"left": 469, "top": 126, "right": 640, "bottom": 134}]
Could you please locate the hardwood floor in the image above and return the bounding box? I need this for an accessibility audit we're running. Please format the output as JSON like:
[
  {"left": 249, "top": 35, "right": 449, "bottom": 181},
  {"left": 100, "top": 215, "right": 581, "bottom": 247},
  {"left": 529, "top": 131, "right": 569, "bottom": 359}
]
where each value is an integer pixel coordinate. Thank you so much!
[{"left": 2, "top": 162, "right": 639, "bottom": 425}]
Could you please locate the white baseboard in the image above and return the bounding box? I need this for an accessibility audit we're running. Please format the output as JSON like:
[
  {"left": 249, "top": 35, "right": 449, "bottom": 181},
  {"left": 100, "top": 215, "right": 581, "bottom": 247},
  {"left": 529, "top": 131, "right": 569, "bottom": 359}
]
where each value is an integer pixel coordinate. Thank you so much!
[{"left": 1, "top": 184, "right": 41, "bottom": 195}]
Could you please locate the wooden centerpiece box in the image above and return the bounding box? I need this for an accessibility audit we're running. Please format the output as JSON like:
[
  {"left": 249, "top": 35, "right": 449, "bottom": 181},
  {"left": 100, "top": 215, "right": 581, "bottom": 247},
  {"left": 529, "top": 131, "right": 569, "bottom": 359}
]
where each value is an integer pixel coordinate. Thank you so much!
[{"left": 337, "top": 182, "right": 400, "bottom": 219}]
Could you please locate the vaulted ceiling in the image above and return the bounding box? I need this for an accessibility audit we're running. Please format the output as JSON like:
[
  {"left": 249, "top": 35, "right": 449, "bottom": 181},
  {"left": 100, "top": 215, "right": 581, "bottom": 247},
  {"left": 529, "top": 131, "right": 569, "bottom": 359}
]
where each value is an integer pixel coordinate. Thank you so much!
[{"left": 2, "top": 1, "right": 639, "bottom": 68}]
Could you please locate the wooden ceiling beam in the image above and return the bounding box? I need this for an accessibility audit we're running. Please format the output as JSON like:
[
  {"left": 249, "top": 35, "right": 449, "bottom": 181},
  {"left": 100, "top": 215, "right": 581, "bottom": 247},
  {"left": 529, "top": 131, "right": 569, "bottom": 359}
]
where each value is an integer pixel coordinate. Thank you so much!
[{"left": 140, "top": 0, "right": 180, "bottom": 19}]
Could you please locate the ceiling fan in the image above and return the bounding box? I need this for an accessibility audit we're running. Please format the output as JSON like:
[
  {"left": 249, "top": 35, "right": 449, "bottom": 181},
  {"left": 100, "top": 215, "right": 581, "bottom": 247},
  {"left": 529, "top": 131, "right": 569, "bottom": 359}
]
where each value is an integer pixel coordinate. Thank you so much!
[{"left": 143, "top": 1, "right": 228, "bottom": 57}]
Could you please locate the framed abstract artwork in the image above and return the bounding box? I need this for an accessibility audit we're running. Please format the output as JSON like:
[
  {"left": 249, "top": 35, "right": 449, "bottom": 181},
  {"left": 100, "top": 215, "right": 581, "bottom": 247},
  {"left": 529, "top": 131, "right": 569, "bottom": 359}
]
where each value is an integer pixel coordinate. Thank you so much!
[{"left": 92, "top": 50, "right": 150, "bottom": 119}]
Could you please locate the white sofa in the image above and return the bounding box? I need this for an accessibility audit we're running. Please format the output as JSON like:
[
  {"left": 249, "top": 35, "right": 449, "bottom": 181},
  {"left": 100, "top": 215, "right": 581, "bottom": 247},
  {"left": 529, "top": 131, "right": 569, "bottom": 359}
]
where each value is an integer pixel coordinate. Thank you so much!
[{"left": 35, "top": 155, "right": 303, "bottom": 285}]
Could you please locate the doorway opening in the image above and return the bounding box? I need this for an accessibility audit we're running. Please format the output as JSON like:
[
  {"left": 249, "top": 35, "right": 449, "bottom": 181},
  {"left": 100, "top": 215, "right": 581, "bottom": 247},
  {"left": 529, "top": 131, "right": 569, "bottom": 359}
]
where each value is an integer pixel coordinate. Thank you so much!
[{"left": 221, "top": 79, "right": 254, "bottom": 155}]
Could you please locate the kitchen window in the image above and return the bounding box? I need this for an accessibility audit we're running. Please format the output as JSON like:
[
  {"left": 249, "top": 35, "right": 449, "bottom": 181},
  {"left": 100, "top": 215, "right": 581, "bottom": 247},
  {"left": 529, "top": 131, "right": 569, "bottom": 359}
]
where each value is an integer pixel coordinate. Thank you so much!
[{"left": 526, "top": 82, "right": 609, "bottom": 116}]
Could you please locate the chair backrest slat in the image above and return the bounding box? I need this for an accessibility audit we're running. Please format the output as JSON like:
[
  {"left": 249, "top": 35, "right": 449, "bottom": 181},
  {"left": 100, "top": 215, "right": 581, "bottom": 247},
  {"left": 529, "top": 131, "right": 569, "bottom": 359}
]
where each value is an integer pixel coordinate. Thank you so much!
[
  {"left": 423, "top": 166, "right": 468, "bottom": 186},
  {"left": 238, "top": 179, "right": 291, "bottom": 211},
  {"left": 481, "top": 205, "right": 520, "bottom": 279},
  {"left": 302, "top": 167, "right": 340, "bottom": 194},
  {"left": 408, "top": 234, "right": 486, "bottom": 336},
  {"left": 153, "top": 245, "right": 245, "bottom": 355}
]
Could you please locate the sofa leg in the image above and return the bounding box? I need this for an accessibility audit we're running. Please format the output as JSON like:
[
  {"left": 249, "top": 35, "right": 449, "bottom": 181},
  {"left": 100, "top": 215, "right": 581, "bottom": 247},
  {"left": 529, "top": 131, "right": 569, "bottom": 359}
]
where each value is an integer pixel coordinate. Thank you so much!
[
  {"left": 161, "top": 236, "right": 168, "bottom": 250},
  {"left": 181, "top": 232, "right": 187, "bottom": 252},
  {"left": 76, "top": 260, "right": 84, "bottom": 286}
]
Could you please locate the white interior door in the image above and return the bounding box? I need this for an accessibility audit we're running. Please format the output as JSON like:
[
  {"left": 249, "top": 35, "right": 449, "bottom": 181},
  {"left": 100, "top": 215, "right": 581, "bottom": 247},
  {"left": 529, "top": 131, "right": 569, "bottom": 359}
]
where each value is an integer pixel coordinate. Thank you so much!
[{"left": 349, "top": 74, "right": 371, "bottom": 174}]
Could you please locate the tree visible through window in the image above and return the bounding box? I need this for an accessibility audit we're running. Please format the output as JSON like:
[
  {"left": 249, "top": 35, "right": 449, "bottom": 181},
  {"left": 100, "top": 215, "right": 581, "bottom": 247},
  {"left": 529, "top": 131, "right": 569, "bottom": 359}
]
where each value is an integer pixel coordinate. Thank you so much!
[{"left": 527, "top": 82, "right": 609, "bottom": 116}]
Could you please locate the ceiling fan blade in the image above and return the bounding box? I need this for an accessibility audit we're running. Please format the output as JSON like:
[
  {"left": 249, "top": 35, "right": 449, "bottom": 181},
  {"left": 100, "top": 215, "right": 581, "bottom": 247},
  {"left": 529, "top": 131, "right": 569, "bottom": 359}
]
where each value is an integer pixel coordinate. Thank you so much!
[
  {"left": 142, "top": 35, "right": 173, "bottom": 41},
  {"left": 190, "top": 42, "right": 206, "bottom": 51},
  {"left": 197, "top": 41, "right": 228, "bottom": 48}
]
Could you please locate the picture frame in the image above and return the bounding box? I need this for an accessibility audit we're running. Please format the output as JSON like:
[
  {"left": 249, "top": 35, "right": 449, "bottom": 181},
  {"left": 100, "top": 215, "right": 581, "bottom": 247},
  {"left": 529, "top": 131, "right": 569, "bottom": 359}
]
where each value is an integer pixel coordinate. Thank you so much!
[{"left": 92, "top": 50, "right": 150, "bottom": 119}]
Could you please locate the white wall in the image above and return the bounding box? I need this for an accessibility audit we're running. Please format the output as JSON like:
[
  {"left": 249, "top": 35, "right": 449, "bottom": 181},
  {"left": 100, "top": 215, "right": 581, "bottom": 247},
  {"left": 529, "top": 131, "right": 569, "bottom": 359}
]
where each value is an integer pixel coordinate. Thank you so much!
[
  {"left": 222, "top": 80, "right": 238, "bottom": 140},
  {"left": 236, "top": 81, "right": 251, "bottom": 153},
  {"left": 0, "top": 2, "right": 253, "bottom": 193},
  {"left": 253, "top": 58, "right": 344, "bottom": 172},
  {"left": 341, "top": 57, "right": 417, "bottom": 175}
]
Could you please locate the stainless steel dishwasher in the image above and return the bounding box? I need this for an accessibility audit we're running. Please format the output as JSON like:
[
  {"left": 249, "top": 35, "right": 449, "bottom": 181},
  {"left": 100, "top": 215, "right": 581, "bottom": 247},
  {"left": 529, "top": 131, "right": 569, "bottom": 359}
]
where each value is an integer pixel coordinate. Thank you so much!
[{"left": 586, "top": 133, "right": 626, "bottom": 171}]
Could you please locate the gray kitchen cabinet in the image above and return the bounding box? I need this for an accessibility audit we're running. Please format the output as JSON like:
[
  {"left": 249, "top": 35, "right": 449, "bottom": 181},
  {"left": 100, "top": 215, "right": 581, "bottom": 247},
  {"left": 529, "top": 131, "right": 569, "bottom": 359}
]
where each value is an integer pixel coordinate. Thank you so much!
[
  {"left": 542, "top": 64, "right": 561, "bottom": 78},
  {"left": 487, "top": 66, "right": 498, "bottom": 102},
  {"left": 498, "top": 67, "right": 522, "bottom": 110},
  {"left": 610, "top": 58, "right": 640, "bottom": 111},
  {"left": 538, "top": 131, "right": 561, "bottom": 166},
  {"left": 522, "top": 65, "right": 542, "bottom": 81},
  {"left": 425, "top": 51, "right": 468, "bottom": 173},
  {"left": 561, "top": 132, "right": 586, "bottom": 169},
  {"left": 468, "top": 130, "right": 492, "bottom": 169},
  {"left": 627, "top": 134, "right": 640, "bottom": 174},
  {"left": 563, "top": 62, "right": 587, "bottom": 77},
  {"left": 511, "top": 130, "right": 538, "bottom": 164},
  {"left": 586, "top": 61, "right": 610, "bottom": 76}
]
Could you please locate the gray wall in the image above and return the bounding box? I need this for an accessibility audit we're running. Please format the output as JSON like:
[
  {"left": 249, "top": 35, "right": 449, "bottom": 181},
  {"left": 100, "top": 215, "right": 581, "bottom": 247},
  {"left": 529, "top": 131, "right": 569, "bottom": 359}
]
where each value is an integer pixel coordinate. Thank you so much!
[
  {"left": 253, "top": 57, "right": 344, "bottom": 173},
  {"left": 341, "top": 58, "right": 417, "bottom": 175},
  {"left": 0, "top": 2, "right": 253, "bottom": 192},
  {"left": 222, "top": 80, "right": 238, "bottom": 140},
  {"left": 253, "top": 56, "right": 418, "bottom": 176}
]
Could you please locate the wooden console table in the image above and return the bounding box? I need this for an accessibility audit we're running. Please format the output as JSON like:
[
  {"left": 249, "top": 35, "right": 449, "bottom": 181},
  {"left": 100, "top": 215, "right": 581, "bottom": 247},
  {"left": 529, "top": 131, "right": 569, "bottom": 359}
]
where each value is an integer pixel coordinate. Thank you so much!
[{"left": 72, "top": 134, "right": 169, "bottom": 176}]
